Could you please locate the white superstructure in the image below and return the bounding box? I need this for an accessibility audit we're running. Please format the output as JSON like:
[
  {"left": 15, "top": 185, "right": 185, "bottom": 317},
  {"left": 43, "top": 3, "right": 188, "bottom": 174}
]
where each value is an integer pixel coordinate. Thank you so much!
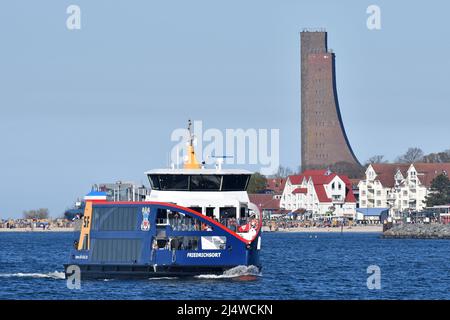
[
  {"left": 142, "top": 120, "right": 259, "bottom": 233},
  {"left": 145, "top": 168, "right": 254, "bottom": 222}
]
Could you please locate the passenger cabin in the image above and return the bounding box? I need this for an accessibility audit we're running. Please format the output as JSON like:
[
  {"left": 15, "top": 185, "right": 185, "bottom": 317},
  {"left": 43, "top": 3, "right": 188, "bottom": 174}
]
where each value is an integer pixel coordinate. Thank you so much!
[{"left": 145, "top": 168, "right": 254, "bottom": 233}]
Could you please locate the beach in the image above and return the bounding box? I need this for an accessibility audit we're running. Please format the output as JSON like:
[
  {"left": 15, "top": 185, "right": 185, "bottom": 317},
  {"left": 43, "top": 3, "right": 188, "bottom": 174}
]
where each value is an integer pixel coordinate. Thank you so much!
[{"left": 267, "top": 225, "right": 383, "bottom": 233}]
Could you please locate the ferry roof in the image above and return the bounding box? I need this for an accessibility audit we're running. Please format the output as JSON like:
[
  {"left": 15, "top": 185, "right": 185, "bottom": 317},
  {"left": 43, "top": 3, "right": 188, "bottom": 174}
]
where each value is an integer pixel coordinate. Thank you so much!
[{"left": 145, "top": 168, "right": 253, "bottom": 175}]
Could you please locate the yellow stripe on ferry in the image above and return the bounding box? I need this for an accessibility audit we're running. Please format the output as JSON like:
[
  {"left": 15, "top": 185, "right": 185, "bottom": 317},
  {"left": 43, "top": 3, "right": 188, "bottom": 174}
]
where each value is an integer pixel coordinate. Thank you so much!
[{"left": 77, "top": 201, "right": 93, "bottom": 250}]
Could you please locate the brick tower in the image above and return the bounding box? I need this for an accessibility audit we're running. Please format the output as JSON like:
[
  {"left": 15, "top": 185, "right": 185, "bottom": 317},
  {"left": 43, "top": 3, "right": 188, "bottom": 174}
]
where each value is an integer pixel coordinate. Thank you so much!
[{"left": 300, "top": 30, "right": 360, "bottom": 171}]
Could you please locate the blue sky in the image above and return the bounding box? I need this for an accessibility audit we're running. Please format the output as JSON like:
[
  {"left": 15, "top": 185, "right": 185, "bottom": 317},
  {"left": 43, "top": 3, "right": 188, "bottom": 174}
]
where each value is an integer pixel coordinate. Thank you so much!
[{"left": 1, "top": 0, "right": 449, "bottom": 218}]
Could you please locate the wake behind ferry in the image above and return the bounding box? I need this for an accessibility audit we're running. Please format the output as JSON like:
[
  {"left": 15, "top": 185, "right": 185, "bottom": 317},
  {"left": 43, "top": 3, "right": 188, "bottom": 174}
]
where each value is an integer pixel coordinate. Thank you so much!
[{"left": 64, "top": 121, "right": 262, "bottom": 279}]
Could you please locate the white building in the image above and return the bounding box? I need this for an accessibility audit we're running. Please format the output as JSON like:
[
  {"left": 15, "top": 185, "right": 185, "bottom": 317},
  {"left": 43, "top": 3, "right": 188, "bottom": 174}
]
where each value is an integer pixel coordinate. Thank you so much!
[
  {"left": 358, "top": 163, "right": 450, "bottom": 214},
  {"left": 280, "top": 170, "right": 357, "bottom": 219}
]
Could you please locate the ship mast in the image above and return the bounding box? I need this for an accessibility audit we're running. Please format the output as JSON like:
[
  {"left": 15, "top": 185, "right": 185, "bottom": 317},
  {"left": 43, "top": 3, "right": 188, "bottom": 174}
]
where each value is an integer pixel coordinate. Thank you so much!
[{"left": 183, "top": 120, "right": 201, "bottom": 169}]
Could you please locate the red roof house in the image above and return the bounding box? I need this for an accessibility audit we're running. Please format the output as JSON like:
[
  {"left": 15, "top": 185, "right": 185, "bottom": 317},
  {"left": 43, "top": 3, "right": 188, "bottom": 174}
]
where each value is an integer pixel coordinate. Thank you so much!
[{"left": 280, "top": 170, "right": 357, "bottom": 218}]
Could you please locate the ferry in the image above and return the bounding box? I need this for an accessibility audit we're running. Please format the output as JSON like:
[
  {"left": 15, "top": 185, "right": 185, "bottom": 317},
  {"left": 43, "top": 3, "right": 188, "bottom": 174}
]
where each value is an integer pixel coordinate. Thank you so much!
[{"left": 64, "top": 121, "right": 262, "bottom": 279}]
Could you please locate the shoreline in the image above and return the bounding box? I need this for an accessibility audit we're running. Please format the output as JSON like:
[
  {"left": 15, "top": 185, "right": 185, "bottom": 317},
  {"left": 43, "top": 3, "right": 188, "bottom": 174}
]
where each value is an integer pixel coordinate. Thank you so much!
[
  {"left": 1, "top": 226, "right": 384, "bottom": 233},
  {"left": 383, "top": 223, "right": 450, "bottom": 239},
  {"left": 267, "top": 225, "right": 383, "bottom": 233}
]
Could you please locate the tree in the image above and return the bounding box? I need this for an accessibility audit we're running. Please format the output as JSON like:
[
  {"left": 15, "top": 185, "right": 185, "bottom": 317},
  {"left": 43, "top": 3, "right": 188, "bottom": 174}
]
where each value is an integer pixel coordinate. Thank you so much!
[
  {"left": 23, "top": 208, "right": 49, "bottom": 220},
  {"left": 271, "top": 166, "right": 294, "bottom": 179},
  {"left": 422, "top": 149, "right": 450, "bottom": 163},
  {"left": 396, "top": 147, "right": 424, "bottom": 163},
  {"left": 365, "top": 155, "right": 387, "bottom": 165},
  {"left": 425, "top": 174, "right": 450, "bottom": 207},
  {"left": 329, "top": 161, "right": 365, "bottom": 179},
  {"left": 247, "top": 172, "right": 268, "bottom": 194}
]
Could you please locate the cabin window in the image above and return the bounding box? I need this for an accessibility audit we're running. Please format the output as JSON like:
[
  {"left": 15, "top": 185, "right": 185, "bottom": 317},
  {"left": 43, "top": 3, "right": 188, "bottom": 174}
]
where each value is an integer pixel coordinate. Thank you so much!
[
  {"left": 201, "top": 236, "right": 226, "bottom": 250},
  {"left": 222, "top": 175, "right": 250, "bottom": 191},
  {"left": 148, "top": 174, "right": 250, "bottom": 191},
  {"left": 220, "top": 207, "right": 236, "bottom": 219},
  {"left": 190, "top": 175, "right": 221, "bottom": 191},
  {"left": 220, "top": 207, "right": 237, "bottom": 231},
  {"left": 240, "top": 207, "right": 247, "bottom": 219},
  {"left": 158, "top": 175, "right": 189, "bottom": 191},
  {"left": 168, "top": 210, "right": 214, "bottom": 232},
  {"left": 169, "top": 211, "right": 192, "bottom": 231},
  {"left": 148, "top": 175, "right": 161, "bottom": 190},
  {"left": 189, "top": 207, "right": 202, "bottom": 214},
  {"left": 91, "top": 206, "right": 137, "bottom": 231},
  {"left": 170, "top": 237, "right": 199, "bottom": 250},
  {"left": 153, "top": 237, "right": 199, "bottom": 250},
  {"left": 205, "top": 207, "right": 215, "bottom": 218},
  {"left": 156, "top": 209, "right": 168, "bottom": 225},
  {"left": 169, "top": 211, "right": 201, "bottom": 231}
]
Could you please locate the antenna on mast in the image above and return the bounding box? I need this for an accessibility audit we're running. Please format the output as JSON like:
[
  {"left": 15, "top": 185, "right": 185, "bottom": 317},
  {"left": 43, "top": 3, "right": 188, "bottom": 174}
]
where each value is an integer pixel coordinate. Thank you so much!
[
  {"left": 183, "top": 119, "right": 201, "bottom": 169},
  {"left": 188, "top": 119, "right": 194, "bottom": 147}
]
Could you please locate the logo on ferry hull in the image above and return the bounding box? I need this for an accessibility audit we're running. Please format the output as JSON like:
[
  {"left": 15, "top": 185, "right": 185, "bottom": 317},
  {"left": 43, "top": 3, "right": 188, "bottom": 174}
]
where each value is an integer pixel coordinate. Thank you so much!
[{"left": 141, "top": 207, "right": 151, "bottom": 231}]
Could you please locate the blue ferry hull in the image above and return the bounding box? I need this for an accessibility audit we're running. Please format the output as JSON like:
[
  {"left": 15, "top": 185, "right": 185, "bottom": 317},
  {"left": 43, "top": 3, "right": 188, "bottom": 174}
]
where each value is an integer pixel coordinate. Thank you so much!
[{"left": 65, "top": 202, "right": 261, "bottom": 279}]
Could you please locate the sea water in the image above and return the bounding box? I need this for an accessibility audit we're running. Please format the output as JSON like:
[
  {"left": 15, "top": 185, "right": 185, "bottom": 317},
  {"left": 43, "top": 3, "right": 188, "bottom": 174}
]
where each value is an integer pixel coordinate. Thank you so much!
[{"left": 1, "top": 231, "right": 450, "bottom": 299}]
